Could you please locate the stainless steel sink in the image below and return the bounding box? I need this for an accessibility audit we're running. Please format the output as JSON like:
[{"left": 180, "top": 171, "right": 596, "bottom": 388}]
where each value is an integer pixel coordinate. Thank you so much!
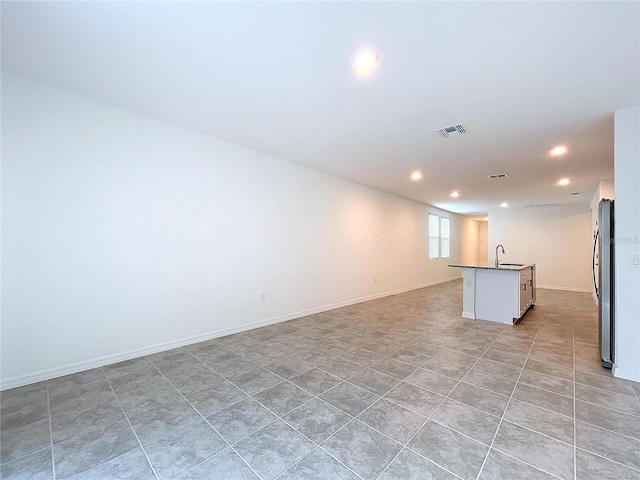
[{"left": 500, "top": 263, "right": 525, "bottom": 267}]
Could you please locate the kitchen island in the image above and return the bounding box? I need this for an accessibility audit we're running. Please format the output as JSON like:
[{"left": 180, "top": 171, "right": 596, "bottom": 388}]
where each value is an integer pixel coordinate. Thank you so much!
[{"left": 448, "top": 262, "right": 536, "bottom": 324}]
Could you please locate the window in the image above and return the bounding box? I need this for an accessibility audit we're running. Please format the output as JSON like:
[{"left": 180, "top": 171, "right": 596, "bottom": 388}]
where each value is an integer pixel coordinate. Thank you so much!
[{"left": 428, "top": 214, "right": 451, "bottom": 259}]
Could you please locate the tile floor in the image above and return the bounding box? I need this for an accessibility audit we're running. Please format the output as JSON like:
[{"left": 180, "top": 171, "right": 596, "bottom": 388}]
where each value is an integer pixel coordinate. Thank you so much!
[{"left": 1, "top": 280, "right": 639, "bottom": 480}]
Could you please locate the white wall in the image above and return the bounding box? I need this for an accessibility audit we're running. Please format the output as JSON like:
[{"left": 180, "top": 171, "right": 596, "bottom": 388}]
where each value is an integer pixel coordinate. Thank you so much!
[
  {"left": 613, "top": 105, "right": 640, "bottom": 382},
  {"left": 488, "top": 205, "right": 592, "bottom": 291},
  {"left": 461, "top": 218, "right": 480, "bottom": 264},
  {"left": 1, "top": 73, "right": 465, "bottom": 389}
]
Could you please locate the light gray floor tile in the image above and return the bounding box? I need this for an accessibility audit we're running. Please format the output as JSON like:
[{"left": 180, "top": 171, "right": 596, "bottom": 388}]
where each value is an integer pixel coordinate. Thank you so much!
[
  {"left": 528, "top": 349, "right": 574, "bottom": 368},
  {"left": 575, "top": 382, "right": 640, "bottom": 416},
  {"left": 384, "top": 382, "right": 444, "bottom": 417},
  {"left": 195, "top": 348, "right": 240, "bottom": 367},
  {"left": 503, "top": 399, "right": 574, "bottom": 444},
  {"left": 315, "top": 357, "right": 365, "bottom": 379},
  {"left": 338, "top": 347, "right": 383, "bottom": 366},
  {"left": 378, "top": 448, "right": 456, "bottom": 479},
  {"left": 48, "top": 380, "right": 114, "bottom": 413},
  {"left": 153, "top": 356, "right": 209, "bottom": 379},
  {"left": 128, "top": 398, "right": 200, "bottom": 445},
  {"left": 576, "top": 448, "right": 640, "bottom": 480},
  {"left": 65, "top": 447, "right": 155, "bottom": 480},
  {"left": 449, "top": 382, "right": 509, "bottom": 417},
  {"left": 347, "top": 369, "right": 400, "bottom": 396},
  {"left": 524, "top": 359, "right": 573, "bottom": 381},
  {"left": 462, "top": 368, "right": 516, "bottom": 396},
  {"left": 518, "top": 369, "right": 574, "bottom": 397},
  {"left": 102, "top": 358, "right": 156, "bottom": 379},
  {"left": 282, "top": 398, "right": 351, "bottom": 444},
  {"left": 512, "top": 383, "right": 574, "bottom": 417},
  {"left": 265, "top": 359, "right": 314, "bottom": 380},
  {"left": 169, "top": 369, "right": 228, "bottom": 396},
  {"left": 576, "top": 400, "right": 640, "bottom": 439},
  {"left": 253, "top": 381, "right": 313, "bottom": 416},
  {"left": 206, "top": 398, "right": 277, "bottom": 444},
  {"left": 108, "top": 370, "right": 167, "bottom": 396},
  {"left": 0, "top": 448, "right": 53, "bottom": 480},
  {"left": 473, "top": 357, "right": 522, "bottom": 381},
  {"left": 320, "top": 382, "right": 380, "bottom": 417},
  {"left": 408, "top": 420, "right": 488, "bottom": 480},
  {"left": 481, "top": 347, "right": 527, "bottom": 367},
  {"left": 144, "top": 419, "right": 227, "bottom": 480},
  {"left": 278, "top": 448, "right": 359, "bottom": 480},
  {"left": 53, "top": 419, "right": 138, "bottom": 480},
  {"left": 47, "top": 369, "right": 106, "bottom": 393},
  {"left": 576, "top": 420, "right": 640, "bottom": 470},
  {"left": 431, "top": 398, "right": 500, "bottom": 445},
  {"left": 322, "top": 420, "right": 402, "bottom": 479},
  {"left": 404, "top": 368, "right": 458, "bottom": 396},
  {"left": 289, "top": 368, "right": 341, "bottom": 396},
  {"left": 493, "top": 421, "right": 574, "bottom": 480},
  {"left": 211, "top": 357, "right": 260, "bottom": 379},
  {"left": 1, "top": 418, "right": 51, "bottom": 464},
  {"left": 116, "top": 379, "right": 183, "bottom": 418},
  {"left": 357, "top": 398, "right": 425, "bottom": 444},
  {"left": 0, "top": 386, "right": 49, "bottom": 431},
  {"left": 186, "top": 382, "right": 247, "bottom": 417},
  {"left": 479, "top": 449, "right": 558, "bottom": 480},
  {"left": 146, "top": 347, "right": 194, "bottom": 366},
  {"left": 370, "top": 358, "right": 418, "bottom": 379},
  {"left": 421, "top": 358, "right": 471, "bottom": 380},
  {"left": 179, "top": 448, "right": 259, "bottom": 479},
  {"left": 231, "top": 368, "right": 283, "bottom": 396},
  {"left": 575, "top": 370, "right": 635, "bottom": 395},
  {"left": 387, "top": 348, "right": 432, "bottom": 367},
  {"left": 51, "top": 396, "right": 125, "bottom": 444},
  {"left": 234, "top": 420, "right": 314, "bottom": 480}
]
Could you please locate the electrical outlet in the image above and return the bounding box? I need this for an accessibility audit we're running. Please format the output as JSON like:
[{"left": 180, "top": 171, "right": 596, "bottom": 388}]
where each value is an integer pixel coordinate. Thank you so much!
[
  {"left": 373, "top": 277, "right": 377, "bottom": 283},
  {"left": 260, "top": 293, "right": 266, "bottom": 301},
  {"left": 631, "top": 256, "right": 640, "bottom": 268}
]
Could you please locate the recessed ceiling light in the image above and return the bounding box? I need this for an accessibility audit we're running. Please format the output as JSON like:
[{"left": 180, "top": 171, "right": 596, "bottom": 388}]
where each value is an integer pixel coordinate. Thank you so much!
[
  {"left": 410, "top": 171, "right": 422, "bottom": 181},
  {"left": 450, "top": 191, "right": 460, "bottom": 198},
  {"left": 353, "top": 49, "right": 379, "bottom": 75},
  {"left": 550, "top": 145, "right": 568, "bottom": 157},
  {"left": 558, "top": 178, "right": 570, "bottom": 186},
  {"left": 500, "top": 202, "right": 509, "bottom": 208}
]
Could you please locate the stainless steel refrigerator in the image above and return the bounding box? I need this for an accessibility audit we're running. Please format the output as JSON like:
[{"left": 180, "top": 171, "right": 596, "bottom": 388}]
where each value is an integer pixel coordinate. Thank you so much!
[{"left": 593, "top": 199, "right": 615, "bottom": 369}]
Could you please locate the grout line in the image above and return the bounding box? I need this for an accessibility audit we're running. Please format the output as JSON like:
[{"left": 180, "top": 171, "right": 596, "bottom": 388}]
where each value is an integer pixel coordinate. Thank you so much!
[
  {"left": 475, "top": 329, "right": 541, "bottom": 480},
  {"left": 44, "top": 382, "right": 56, "bottom": 480},
  {"left": 574, "top": 446, "right": 640, "bottom": 474},
  {"left": 101, "top": 368, "right": 161, "bottom": 480},
  {"left": 377, "top": 323, "right": 512, "bottom": 480}
]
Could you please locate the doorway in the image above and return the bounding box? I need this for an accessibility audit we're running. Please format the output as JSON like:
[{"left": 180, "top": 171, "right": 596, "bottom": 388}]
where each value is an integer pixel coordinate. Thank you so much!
[{"left": 479, "top": 221, "right": 489, "bottom": 262}]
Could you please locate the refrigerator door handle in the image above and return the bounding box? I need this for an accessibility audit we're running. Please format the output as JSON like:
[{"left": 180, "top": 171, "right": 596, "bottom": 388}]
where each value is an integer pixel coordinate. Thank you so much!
[{"left": 592, "top": 228, "right": 599, "bottom": 298}]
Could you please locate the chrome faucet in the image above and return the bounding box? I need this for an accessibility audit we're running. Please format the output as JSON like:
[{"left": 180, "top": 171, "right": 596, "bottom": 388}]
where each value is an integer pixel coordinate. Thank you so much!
[{"left": 495, "top": 244, "right": 505, "bottom": 268}]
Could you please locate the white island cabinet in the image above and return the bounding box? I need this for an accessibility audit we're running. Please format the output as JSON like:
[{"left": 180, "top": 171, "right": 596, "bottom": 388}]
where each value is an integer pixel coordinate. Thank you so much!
[{"left": 448, "top": 263, "right": 536, "bottom": 325}]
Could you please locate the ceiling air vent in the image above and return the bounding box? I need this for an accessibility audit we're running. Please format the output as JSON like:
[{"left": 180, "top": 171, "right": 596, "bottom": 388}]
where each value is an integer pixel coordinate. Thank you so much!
[
  {"left": 436, "top": 123, "right": 466, "bottom": 137},
  {"left": 522, "top": 203, "right": 559, "bottom": 208},
  {"left": 488, "top": 173, "right": 509, "bottom": 179}
]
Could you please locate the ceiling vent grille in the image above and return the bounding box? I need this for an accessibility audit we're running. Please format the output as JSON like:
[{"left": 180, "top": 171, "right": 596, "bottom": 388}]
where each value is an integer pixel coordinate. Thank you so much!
[
  {"left": 523, "top": 203, "right": 559, "bottom": 208},
  {"left": 488, "top": 173, "right": 509, "bottom": 179},
  {"left": 436, "top": 123, "right": 466, "bottom": 137}
]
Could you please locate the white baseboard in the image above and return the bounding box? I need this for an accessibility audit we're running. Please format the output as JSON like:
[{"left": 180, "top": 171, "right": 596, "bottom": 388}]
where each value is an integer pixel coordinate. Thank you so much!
[
  {"left": 462, "top": 312, "right": 476, "bottom": 320},
  {"left": 1, "top": 276, "right": 461, "bottom": 390},
  {"left": 537, "top": 285, "right": 592, "bottom": 293}
]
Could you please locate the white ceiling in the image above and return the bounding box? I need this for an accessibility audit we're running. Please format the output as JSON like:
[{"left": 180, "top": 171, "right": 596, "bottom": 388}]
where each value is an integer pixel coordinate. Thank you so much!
[{"left": 2, "top": 1, "right": 639, "bottom": 216}]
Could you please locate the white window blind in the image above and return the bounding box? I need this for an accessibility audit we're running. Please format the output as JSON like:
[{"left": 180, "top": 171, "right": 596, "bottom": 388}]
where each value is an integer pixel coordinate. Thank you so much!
[
  {"left": 441, "top": 217, "right": 451, "bottom": 258},
  {"left": 428, "top": 214, "right": 451, "bottom": 259},
  {"left": 428, "top": 214, "right": 440, "bottom": 259}
]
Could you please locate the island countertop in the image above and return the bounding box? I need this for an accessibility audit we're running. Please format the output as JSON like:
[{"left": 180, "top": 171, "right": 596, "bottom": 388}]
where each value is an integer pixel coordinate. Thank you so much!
[{"left": 448, "top": 262, "right": 535, "bottom": 271}]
